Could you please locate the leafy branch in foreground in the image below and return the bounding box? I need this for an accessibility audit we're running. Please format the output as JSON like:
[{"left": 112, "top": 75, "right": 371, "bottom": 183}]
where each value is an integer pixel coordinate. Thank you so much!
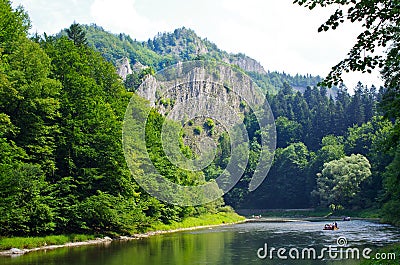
[{"left": 294, "top": 0, "right": 400, "bottom": 87}]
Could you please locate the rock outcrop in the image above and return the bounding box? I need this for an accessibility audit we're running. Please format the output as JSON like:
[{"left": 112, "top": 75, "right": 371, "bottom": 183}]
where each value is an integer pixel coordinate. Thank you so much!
[
  {"left": 132, "top": 61, "right": 147, "bottom": 72},
  {"left": 116, "top": 57, "right": 132, "bottom": 81},
  {"left": 229, "top": 54, "right": 266, "bottom": 74},
  {"left": 136, "top": 62, "right": 265, "bottom": 117}
]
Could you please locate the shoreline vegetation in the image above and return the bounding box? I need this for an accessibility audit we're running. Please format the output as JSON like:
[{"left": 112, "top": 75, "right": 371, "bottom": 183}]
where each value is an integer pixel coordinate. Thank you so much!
[
  {"left": 243, "top": 208, "right": 383, "bottom": 224},
  {"left": 2, "top": 208, "right": 399, "bottom": 263},
  {"left": 1, "top": 2, "right": 399, "bottom": 262},
  {"left": 245, "top": 208, "right": 382, "bottom": 220},
  {"left": 0, "top": 208, "right": 389, "bottom": 257},
  {"left": 0, "top": 212, "right": 245, "bottom": 256}
]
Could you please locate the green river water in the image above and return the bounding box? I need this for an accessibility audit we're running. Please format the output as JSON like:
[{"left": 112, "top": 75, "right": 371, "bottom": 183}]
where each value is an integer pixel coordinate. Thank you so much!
[{"left": 1, "top": 220, "right": 399, "bottom": 265}]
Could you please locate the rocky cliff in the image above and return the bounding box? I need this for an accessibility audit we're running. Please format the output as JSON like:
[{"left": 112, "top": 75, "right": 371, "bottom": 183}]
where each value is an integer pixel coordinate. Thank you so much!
[
  {"left": 116, "top": 57, "right": 132, "bottom": 80},
  {"left": 228, "top": 54, "right": 266, "bottom": 74}
]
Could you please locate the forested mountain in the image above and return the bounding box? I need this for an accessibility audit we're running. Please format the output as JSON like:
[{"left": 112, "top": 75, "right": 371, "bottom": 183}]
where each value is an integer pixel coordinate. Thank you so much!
[
  {"left": 82, "top": 25, "right": 265, "bottom": 73},
  {"left": 78, "top": 24, "right": 395, "bottom": 217},
  {"left": 78, "top": 24, "right": 335, "bottom": 94},
  {"left": 84, "top": 24, "right": 396, "bottom": 225}
]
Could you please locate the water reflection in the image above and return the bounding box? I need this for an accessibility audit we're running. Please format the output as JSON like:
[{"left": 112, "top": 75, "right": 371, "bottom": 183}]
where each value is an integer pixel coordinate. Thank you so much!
[{"left": 1, "top": 220, "right": 399, "bottom": 265}]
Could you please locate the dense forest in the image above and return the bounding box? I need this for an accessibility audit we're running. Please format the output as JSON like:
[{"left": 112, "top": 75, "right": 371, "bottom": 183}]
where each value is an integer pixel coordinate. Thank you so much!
[
  {"left": 0, "top": 0, "right": 399, "bottom": 239},
  {"left": 0, "top": 0, "right": 226, "bottom": 237},
  {"left": 235, "top": 83, "right": 388, "bottom": 209},
  {"left": 82, "top": 25, "right": 399, "bottom": 225}
]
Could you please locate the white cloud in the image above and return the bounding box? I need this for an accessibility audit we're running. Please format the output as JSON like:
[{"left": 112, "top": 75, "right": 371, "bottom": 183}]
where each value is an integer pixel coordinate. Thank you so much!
[
  {"left": 219, "top": 0, "right": 348, "bottom": 68},
  {"left": 90, "top": 0, "right": 170, "bottom": 39},
  {"left": 216, "top": 0, "right": 382, "bottom": 88},
  {"left": 12, "top": 0, "right": 94, "bottom": 34},
  {"left": 12, "top": 0, "right": 383, "bottom": 88}
]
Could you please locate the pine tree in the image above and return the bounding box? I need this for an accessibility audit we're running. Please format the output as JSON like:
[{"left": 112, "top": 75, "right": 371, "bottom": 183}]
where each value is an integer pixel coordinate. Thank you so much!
[
  {"left": 349, "top": 82, "right": 366, "bottom": 126},
  {"left": 66, "top": 22, "right": 87, "bottom": 46}
]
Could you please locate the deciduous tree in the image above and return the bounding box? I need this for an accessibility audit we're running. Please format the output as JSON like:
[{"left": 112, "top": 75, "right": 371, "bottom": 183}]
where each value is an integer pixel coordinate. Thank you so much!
[{"left": 314, "top": 154, "right": 372, "bottom": 208}]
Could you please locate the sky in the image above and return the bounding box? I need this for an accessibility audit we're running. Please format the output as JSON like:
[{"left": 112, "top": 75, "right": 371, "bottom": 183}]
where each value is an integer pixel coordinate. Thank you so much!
[{"left": 11, "top": 0, "right": 384, "bottom": 89}]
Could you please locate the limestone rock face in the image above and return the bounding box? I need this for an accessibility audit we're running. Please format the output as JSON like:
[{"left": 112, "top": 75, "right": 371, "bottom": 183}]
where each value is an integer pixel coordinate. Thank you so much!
[
  {"left": 137, "top": 75, "right": 158, "bottom": 107},
  {"left": 136, "top": 62, "right": 265, "bottom": 118},
  {"left": 132, "top": 61, "right": 147, "bottom": 72},
  {"left": 229, "top": 55, "right": 266, "bottom": 74},
  {"left": 116, "top": 57, "right": 132, "bottom": 81}
]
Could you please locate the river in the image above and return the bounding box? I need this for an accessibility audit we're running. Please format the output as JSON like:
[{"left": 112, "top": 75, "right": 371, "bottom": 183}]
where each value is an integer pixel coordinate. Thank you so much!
[{"left": 1, "top": 220, "right": 399, "bottom": 265}]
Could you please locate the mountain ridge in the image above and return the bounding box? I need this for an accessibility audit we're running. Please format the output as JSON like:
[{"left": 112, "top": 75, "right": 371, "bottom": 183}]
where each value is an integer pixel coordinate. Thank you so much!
[
  {"left": 79, "top": 24, "right": 332, "bottom": 94},
  {"left": 145, "top": 27, "right": 266, "bottom": 74}
]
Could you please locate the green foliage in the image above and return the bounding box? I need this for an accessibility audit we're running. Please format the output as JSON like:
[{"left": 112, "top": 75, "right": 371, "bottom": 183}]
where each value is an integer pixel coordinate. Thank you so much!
[
  {"left": 382, "top": 142, "right": 400, "bottom": 226},
  {"left": 241, "top": 143, "right": 310, "bottom": 209},
  {"left": 0, "top": 0, "right": 61, "bottom": 236},
  {"left": 81, "top": 24, "right": 175, "bottom": 69},
  {"left": 315, "top": 154, "right": 372, "bottom": 208},
  {"left": 160, "top": 97, "right": 174, "bottom": 107},
  {"left": 80, "top": 14, "right": 393, "bottom": 221},
  {"left": 1, "top": 31, "right": 62, "bottom": 174},
  {"left": 249, "top": 71, "right": 325, "bottom": 93},
  {"left": 307, "top": 135, "right": 345, "bottom": 205},
  {"left": 294, "top": 0, "right": 398, "bottom": 87},
  {"left": 239, "top": 100, "right": 247, "bottom": 109},
  {"left": 40, "top": 35, "right": 149, "bottom": 234},
  {"left": 0, "top": 163, "right": 55, "bottom": 236},
  {"left": 0, "top": 0, "right": 30, "bottom": 51},
  {"left": 66, "top": 22, "right": 87, "bottom": 46},
  {"left": 269, "top": 82, "right": 378, "bottom": 151},
  {"left": 1, "top": 0, "right": 398, "bottom": 241},
  {"left": 275, "top": 116, "right": 302, "bottom": 148},
  {"left": 149, "top": 211, "right": 244, "bottom": 232},
  {"left": 0, "top": 234, "right": 96, "bottom": 250},
  {"left": 0, "top": 1, "right": 231, "bottom": 238},
  {"left": 295, "top": 1, "right": 399, "bottom": 225},
  {"left": 78, "top": 191, "right": 144, "bottom": 235},
  {"left": 125, "top": 67, "right": 156, "bottom": 91},
  {"left": 82, "top": 24, "right": 326, "bottom": 95}
]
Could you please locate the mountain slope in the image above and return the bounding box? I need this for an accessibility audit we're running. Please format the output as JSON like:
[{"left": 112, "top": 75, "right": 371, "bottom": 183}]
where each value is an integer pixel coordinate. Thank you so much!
[{"left": 145, "top": 27, "right": 266, "bottom": 74}]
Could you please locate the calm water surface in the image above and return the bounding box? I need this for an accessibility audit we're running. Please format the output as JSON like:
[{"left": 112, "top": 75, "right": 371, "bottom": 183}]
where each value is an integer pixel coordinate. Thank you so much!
[{"left": 1, "top": 220, "right": 399, "bottom": 265}]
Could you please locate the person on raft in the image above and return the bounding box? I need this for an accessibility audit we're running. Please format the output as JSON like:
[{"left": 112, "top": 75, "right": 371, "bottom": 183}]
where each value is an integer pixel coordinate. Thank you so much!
[{"left": 324, "top": 222, "right": 338, "bottom": 230}]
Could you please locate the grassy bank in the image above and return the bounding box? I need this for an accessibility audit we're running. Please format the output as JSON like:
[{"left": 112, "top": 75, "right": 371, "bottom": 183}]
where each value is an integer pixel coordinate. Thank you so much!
[
  {"left": 0, "top": 211, "right": 245, "bottom": 252},
  {"left": 360, "top": 243, "right": 400, "bottom": 265},
  {"left": 149, "top": 211, "right": 245, "bottom": 231},
  {"left": 0, "top": 234, "right": 96, "bottom": 251}
]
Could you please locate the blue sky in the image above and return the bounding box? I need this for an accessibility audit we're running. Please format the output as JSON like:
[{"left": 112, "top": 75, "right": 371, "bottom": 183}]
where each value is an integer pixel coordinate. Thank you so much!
[{"left": 12, "top": 0, "right": 383, "bottom": 89}]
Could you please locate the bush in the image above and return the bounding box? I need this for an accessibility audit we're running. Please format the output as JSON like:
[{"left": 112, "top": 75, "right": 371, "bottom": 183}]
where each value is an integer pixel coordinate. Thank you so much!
[{"left": 78, "top": 191, "right": 145, "bottom": 235}]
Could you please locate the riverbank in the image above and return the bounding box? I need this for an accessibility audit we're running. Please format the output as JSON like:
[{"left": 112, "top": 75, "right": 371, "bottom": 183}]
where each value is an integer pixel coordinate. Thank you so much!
[
  {"left": 238, "top": 208, "right": 382, "bottom": 220},
  {"left": 0, "top": 211, "right": 245, "bottom": 256}
]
